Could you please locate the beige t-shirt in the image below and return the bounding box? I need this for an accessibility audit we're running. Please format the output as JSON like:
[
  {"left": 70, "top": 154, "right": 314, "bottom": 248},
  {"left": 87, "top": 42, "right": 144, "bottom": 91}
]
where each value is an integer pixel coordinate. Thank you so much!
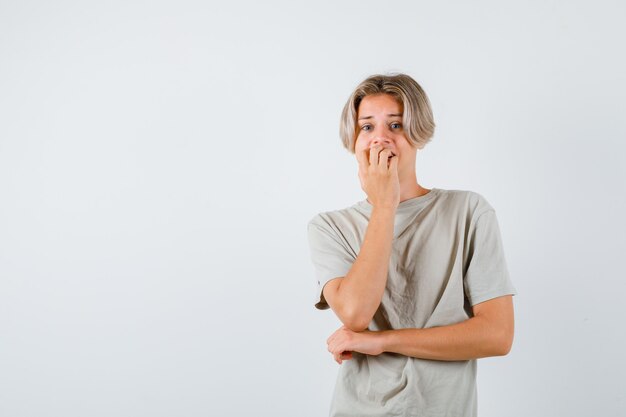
[{"left": 306, "top": 187, "right": 517, "bottom": 417}]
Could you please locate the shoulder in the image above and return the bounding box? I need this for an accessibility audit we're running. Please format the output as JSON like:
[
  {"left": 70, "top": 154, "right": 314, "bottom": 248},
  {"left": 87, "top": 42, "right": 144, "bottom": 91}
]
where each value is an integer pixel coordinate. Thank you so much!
[
  {"left": 435, "top": 187, "right": 495, "bottom": 219},
  {"left": 307, "top": 204, "right": 360, "bottom": 231}
]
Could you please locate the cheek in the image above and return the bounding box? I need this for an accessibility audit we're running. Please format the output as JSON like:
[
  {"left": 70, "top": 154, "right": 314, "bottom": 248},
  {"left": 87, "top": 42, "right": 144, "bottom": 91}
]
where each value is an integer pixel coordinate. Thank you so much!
[{"left": 354, "top": 136, "right": 368, "bottom": 150}]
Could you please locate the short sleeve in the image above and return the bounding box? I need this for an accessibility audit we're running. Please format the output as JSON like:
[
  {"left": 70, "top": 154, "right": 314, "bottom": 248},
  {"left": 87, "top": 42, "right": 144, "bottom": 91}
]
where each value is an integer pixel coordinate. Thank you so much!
[
  {"left": 307, "top": 216, "right": 356, "bottom": 310},
  {"left": 463, "top": 209, "right": 517, "bottom": 306}
]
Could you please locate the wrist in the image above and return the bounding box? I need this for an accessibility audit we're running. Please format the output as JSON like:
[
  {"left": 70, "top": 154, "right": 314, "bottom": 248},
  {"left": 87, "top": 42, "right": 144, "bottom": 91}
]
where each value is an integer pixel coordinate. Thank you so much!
[
  {"left": 371, "top": 204, "right": 397, "bottom": 213},
  {"left": 371, "top": 207, "right": 397, "bottom": 220},
  {"left": 374, "top": 330, "right": 390, "bottom": 355}
]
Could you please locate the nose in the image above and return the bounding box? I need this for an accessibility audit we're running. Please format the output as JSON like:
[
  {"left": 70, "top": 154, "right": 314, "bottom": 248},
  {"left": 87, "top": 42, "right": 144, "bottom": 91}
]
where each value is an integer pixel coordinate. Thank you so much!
[
  {"left": 370, "top": 124, "right": 393, "bottom": 146},
  {"left": 371, "top": 137, "right": 391, "bottom": 147}
]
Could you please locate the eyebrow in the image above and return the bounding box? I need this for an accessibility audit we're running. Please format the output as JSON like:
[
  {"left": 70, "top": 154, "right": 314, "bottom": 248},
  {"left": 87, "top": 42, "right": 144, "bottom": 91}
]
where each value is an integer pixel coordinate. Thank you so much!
[{"left": 358, "top": 113, "right": 403, "bottom": 121}]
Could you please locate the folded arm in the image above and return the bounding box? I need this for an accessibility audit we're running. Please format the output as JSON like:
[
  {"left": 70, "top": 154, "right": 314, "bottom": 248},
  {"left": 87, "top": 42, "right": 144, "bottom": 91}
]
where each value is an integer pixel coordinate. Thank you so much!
[{"left": 326, "top": 295, "right": 515, "bottom": 363}]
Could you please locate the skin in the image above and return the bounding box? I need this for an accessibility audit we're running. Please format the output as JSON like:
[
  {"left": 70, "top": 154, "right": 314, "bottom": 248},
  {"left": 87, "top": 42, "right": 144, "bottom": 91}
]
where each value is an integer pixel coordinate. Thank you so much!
[
  {"left": 353, "top": 93, "right": 431, "bottom": 206},
  {"left": 325, "top": 93, "right": 515, "bottom": 364}
]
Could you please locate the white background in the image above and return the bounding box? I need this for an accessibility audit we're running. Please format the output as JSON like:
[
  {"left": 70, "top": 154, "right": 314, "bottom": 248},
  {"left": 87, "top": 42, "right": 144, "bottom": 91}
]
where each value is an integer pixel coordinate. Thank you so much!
[{"left": 1, "top": 1, "right": 625, "bottom": 416}]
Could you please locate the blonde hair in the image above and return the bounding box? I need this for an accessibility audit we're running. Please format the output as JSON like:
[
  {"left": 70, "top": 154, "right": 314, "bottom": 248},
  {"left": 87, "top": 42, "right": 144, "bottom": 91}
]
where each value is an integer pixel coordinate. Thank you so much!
[{"left": 339, "top": 73, "right": 436, "bottom": 153}]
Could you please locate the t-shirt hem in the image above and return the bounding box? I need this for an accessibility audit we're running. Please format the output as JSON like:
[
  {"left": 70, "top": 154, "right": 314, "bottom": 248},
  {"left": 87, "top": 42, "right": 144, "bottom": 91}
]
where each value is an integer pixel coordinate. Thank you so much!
[{"left": 469, "top": 289, "right": 517, "bottom": 307}]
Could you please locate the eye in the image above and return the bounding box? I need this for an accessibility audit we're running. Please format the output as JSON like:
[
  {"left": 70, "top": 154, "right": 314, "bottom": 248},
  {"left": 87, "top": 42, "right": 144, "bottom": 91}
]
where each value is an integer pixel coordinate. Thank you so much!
[
  {"left": 390, "top": 122, "right": 402, "bottom": 129},
  {"left": 360, "top": 124, "right": 372, "bottom": 131}
]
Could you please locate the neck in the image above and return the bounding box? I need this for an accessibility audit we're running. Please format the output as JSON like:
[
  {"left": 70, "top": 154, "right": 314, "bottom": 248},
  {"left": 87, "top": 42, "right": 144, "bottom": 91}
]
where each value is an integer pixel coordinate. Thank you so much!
[
  {"left": 366, "top": 172, "right": 430, "bottom": 205},
  {"left": 399, "top": 175, "right": 430, "bottom": 203},
  {"left": 398, "top": 157, "right": 430, "bottom": 202}
]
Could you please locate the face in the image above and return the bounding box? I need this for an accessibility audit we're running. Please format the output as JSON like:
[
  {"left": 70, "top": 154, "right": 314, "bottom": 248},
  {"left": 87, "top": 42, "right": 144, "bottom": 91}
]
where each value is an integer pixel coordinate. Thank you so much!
[{"left": 354, "top": 93, "right": 417, "bottom": 176}]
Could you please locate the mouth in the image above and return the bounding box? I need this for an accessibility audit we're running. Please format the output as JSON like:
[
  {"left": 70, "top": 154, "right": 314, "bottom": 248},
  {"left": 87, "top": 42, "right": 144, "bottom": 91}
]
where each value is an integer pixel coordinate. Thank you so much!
[{"left": 369, "top": 146, "right": 396, "bottom": 159}]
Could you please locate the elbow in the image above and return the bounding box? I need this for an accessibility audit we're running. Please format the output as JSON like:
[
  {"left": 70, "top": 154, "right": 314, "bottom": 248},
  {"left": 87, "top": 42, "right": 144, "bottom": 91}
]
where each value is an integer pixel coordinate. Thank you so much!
[
  {"left": 341, "top": 308, "right": 372, "bottom": 332},
  {"left": 493, "top": 330, "right": 514, "bottom": 356},
  {"left": 344, "top": 320, "right": 370, "bottom": 333},
  {"left": 331, "top": 285, "right": 375, "bottom": 332}
]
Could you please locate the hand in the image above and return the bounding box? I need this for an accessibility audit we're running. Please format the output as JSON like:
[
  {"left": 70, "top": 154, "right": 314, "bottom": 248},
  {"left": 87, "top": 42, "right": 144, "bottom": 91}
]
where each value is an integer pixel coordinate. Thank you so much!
[
  {"left": 356, "top": 144, "right": 400, "bottom": 210},
  {"left": 326, "top": 325, "right": 384, "bottom": 365}
]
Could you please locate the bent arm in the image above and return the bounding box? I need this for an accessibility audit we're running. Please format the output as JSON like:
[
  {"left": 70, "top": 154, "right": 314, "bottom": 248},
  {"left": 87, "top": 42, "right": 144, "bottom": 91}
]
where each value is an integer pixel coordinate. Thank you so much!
[
  {"left": 326, "top": 296, "right": 514, "bottom": 363},
  {"left": 376, "top": 295, "right": 515, "bottom": 360},
  {"left": 323, "top": 206, "right": 396, "bottom": 332}
]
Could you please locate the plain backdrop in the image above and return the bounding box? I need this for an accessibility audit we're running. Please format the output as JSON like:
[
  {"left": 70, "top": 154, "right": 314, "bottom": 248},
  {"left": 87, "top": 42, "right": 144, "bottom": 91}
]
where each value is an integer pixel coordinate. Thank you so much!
[{"left": 1, "top": 1, "right": 625, "bottom": 416}]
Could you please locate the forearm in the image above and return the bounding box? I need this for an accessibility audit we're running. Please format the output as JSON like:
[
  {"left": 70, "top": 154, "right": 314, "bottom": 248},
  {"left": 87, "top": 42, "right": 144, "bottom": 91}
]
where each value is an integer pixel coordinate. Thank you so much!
[
  {"left": 337, "top": 207, "right": 395, "bottom": 330},
  {"left": 377, "top": 316, "right": 511, "bottom": 361}
]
